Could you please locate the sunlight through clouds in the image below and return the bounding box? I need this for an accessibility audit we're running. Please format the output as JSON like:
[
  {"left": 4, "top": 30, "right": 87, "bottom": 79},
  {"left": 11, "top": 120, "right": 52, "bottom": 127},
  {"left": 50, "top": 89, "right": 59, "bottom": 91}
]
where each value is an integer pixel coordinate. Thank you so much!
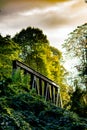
[
  {"left": 0, "top": 0, "right": 87, "bottom": 75},
  {"left": 44, "top": 27, "right": 73, "bottom": 50},
  {"left": 19, "top": 0, "right": 75, "bottom": 16},
  {"left": 0, "top": 0, "right": 87, "bottom": 48},
  {"left": 19, "top": 6, "right": 61, "bottom": 16}
]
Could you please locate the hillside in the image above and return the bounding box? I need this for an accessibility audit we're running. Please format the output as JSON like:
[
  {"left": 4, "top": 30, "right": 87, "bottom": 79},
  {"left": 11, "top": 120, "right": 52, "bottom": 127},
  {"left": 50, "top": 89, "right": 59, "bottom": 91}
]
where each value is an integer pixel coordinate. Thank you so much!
[
  {"left": 0, "top": 27, "right": 87, "bottom": 130},
  {"left": 0, "top": 78, "right": 87, "bottom": 130}
]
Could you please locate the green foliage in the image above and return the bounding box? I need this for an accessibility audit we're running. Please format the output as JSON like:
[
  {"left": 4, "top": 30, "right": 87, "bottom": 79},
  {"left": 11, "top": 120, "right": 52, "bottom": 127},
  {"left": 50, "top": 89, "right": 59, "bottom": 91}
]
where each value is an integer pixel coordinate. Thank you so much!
[
  {"left": 70, "top": 85, "right": 87, "bottom": 117},
  {"left": 0, "top": 70, "right": 30, "bottom": 97},
  {"left": 13, "top": 27, "right": 49, "bottom": 46},
  {"left": 13, "top": 27, "right": 49, "bottom": 60},
  {"left": 1, "top": 26, "right": 86, "bottom": 129},
  {"left": 63, "top": 23, "right": 87, "bottom": 57},
  {"left": 13, "top": 27, "right": 63, "bottom": 81},
  {"left": 0, "top": 77, "right": 87, "bottom": 130},
  {"left": 13, "top": 27, "right": 70, "bottom": 107},
  {"left": 0, "top": 35, "right": 21, "bottom": 79},
  {"left": 63, "top": 23, "right": 87, "bottom": 89}
]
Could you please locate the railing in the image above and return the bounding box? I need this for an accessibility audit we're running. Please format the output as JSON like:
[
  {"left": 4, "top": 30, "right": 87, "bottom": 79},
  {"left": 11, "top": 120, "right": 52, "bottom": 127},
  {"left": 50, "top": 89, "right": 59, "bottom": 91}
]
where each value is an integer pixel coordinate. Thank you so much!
[{"left": 12, "top": 60, "right": 62, "bottom": 107}]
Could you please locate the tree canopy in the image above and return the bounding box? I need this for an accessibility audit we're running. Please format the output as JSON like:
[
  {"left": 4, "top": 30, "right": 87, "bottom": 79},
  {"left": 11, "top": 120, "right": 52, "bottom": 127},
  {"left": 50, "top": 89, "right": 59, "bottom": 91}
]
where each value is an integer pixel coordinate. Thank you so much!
[
  {"left": 63, "top": 23, "right": 87, "bottom": 89},
  {"left": 13, "top": 27, "right": 70, "bottom": 107},
  {"left": 0, "top": 35, "right": 21, "bottom": 79},
  {"left": 63, "top": 23, "right": 87, "bottom": 116},
  {"left": 13, "top": 27, "right": 64, "bottom": 83}
]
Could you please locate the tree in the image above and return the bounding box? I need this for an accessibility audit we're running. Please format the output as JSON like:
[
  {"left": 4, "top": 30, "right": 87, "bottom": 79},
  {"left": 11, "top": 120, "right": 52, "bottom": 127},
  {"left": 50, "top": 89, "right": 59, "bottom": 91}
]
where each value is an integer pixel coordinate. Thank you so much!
[
  {"left": 13, "top": 27, "right": 51, "bottom": 76},
  {"left": 63, "top": 23, "right": 87, "bottom": 89},
  {"left": 70, "top": 83, "right": 87, "bottom": 117},
  {"left": 13, "top": 27, "right": 70, "bottom": 107},
  {"left": 0, "top": 35, "right": 21, "bottom": 79},
  {"left": 13, "top": 27, "right": 67, "bottom": 84},
  {"left": 13, "top": 27, "right": 49, "bottom": 59}
]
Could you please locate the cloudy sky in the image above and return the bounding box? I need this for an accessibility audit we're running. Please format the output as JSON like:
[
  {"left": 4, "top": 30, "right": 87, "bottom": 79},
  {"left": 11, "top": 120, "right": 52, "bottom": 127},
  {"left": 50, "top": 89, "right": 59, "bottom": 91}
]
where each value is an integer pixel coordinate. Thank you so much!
[{"left": 0, "top": 0, "right": 87, "bottom": 50}]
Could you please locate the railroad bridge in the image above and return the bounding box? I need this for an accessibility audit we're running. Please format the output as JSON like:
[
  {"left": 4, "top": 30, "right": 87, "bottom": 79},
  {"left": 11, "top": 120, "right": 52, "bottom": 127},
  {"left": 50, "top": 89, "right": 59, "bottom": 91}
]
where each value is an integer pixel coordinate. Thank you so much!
[{"left": 13, "top": 60, "right": 62, "bottom": 107}]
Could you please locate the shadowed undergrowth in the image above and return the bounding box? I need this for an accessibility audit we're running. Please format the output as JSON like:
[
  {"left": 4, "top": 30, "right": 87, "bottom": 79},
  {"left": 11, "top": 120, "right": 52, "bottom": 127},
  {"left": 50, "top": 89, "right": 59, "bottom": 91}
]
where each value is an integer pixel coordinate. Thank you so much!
[{"left": 0, "top": 78, "right": 87, "bottom": 130}]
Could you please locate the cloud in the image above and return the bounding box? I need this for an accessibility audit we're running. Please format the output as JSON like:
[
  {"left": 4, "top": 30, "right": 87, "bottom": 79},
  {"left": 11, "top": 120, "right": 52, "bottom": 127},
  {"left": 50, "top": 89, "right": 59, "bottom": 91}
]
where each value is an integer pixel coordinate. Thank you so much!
[
  {"left": 18, "top": 0, "right": 75, "bottom": 29},
  {"left": 0, "top": 0, "right": 87, "bottom": 49}
]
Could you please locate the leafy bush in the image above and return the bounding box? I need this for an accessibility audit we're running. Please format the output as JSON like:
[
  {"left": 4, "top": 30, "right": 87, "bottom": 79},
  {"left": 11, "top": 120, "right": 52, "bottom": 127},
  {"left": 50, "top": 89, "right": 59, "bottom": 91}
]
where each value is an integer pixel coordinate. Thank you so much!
[{"left": 0, "top": 77, "right": 87, "bottom": 130}]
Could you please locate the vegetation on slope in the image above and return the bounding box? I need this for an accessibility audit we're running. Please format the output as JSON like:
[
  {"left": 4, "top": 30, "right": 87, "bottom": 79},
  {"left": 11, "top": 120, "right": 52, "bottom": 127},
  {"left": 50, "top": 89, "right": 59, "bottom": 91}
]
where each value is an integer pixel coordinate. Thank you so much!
[
  {"left": 0, "top": 25, "right": 87, "bottom": 130},
  {"left": 0, "top": 77, "right": 87, "bottom": 130},
  {"left": 0, "top": 34, "right": 21, "bottom": 79}
]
